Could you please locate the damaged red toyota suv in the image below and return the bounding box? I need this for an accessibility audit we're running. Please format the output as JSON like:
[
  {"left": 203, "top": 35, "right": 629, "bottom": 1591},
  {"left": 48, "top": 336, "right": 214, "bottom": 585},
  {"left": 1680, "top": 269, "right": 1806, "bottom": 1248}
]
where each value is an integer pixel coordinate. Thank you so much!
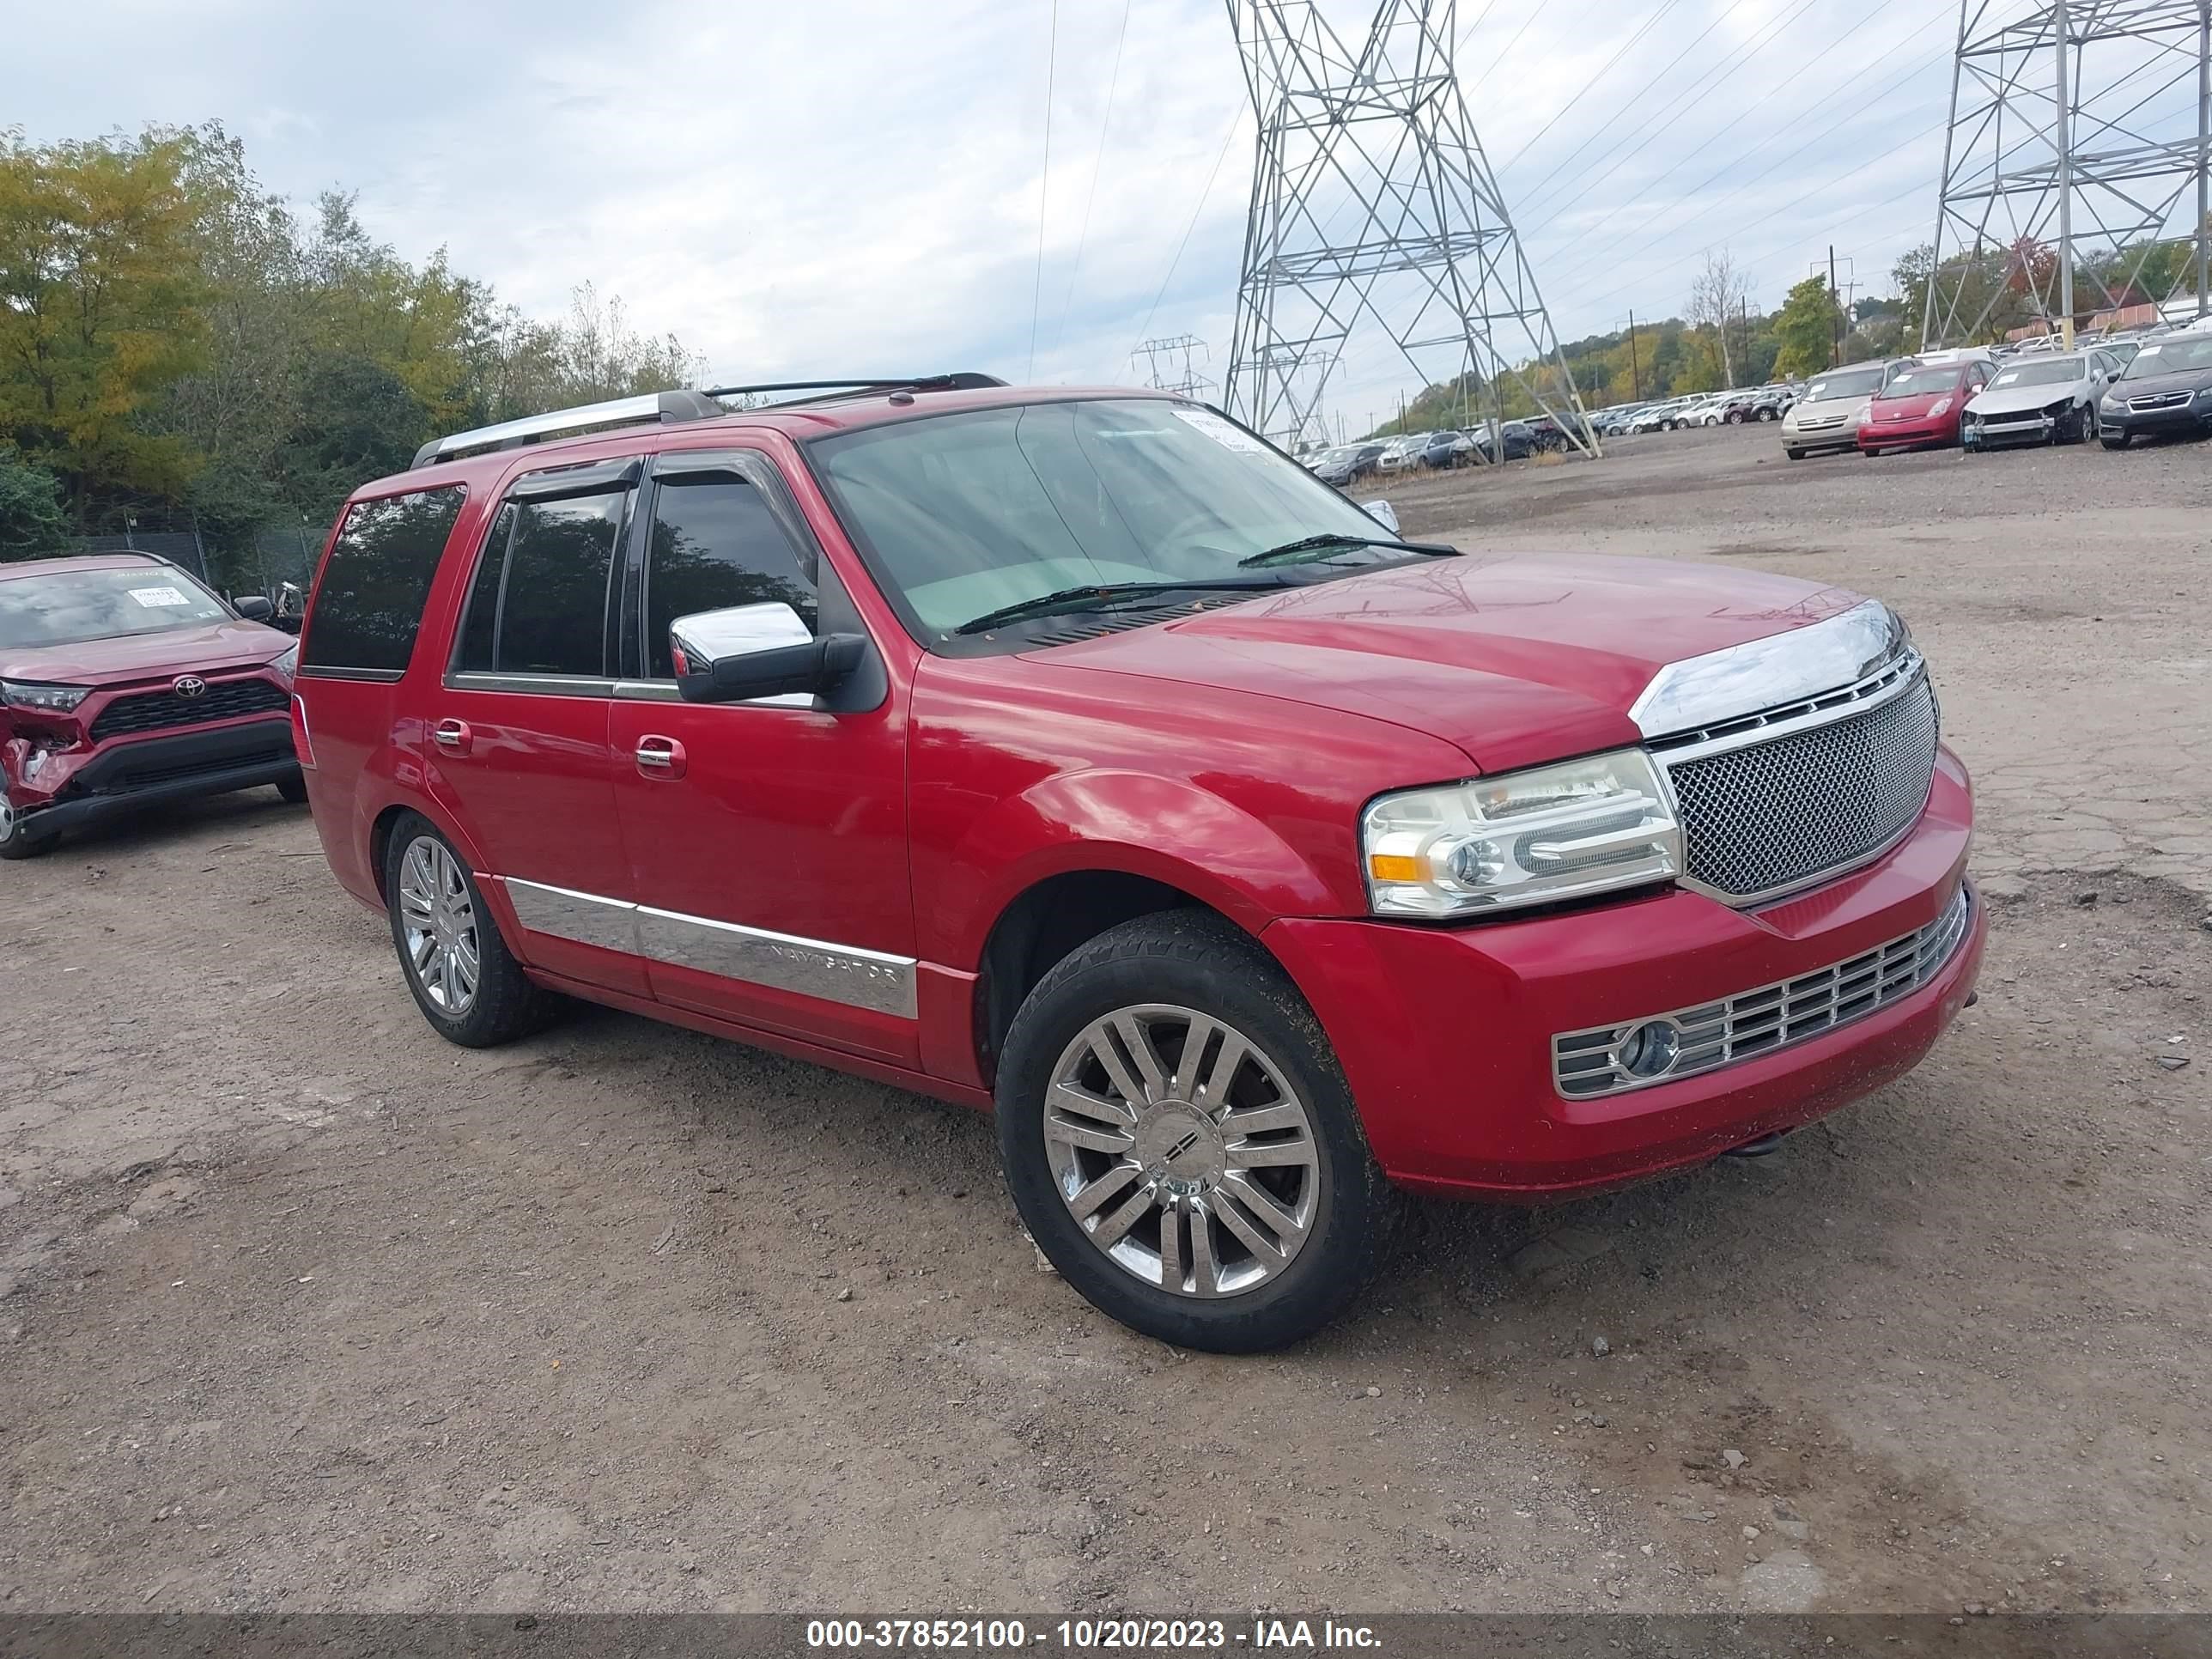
[
  {"left": 297, "top": 378, "right": 1983, "bottom": 1351},
  {"left": 2, "top": 554, "right": 302, "bottom": 859}
]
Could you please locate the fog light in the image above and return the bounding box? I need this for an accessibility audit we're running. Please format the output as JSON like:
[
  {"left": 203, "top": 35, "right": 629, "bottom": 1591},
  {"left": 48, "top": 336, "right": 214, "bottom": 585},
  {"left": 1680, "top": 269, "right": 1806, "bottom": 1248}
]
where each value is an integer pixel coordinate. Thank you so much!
[{"left": 1619, "top": 1019, "right": 1681, "bottom": 1079}]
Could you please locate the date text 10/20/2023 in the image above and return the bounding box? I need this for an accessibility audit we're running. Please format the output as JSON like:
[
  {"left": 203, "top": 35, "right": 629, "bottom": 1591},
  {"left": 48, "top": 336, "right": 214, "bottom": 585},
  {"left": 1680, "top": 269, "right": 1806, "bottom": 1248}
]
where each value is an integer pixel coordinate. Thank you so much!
[{"left": 805, "top": 1619, "right": 1383, "bottom": 1650}]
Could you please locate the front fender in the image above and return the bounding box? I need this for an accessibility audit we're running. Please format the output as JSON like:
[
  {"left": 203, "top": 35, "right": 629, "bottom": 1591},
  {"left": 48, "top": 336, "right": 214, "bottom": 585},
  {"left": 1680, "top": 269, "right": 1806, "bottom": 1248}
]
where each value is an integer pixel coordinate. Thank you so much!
[{"left": 921, "top": 768, "right": 1352, "bottom": 969}]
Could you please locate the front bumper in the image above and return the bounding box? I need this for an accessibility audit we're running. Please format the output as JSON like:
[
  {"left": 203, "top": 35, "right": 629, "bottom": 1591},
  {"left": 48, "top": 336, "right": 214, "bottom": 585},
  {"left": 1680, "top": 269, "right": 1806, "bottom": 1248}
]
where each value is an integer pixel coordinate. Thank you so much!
[
  {"left": 2097, "top": 401, "right": 2212, "bottom": 441},
  {"left": 1859, "top": 414, "right": 1959, "bottom": 450},
  {"left": 2, "top": 718, "right": 298, "bottom": 842},
  {"left": 1264, "top": 746, "right": 1980, "bottom": 1199},
  {"left": 1782, "top": 418, "right": 1857, "bottom": 451},
  {"left": 1966, "top": 410, "right": 2064, "bottom": 447}
]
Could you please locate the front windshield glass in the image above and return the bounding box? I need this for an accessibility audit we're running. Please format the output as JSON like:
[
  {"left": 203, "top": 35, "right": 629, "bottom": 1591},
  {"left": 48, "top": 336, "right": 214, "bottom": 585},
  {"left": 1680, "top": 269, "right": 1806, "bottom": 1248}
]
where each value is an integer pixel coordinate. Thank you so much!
[
  {"left": 810, "top": 399, "right": 1403, "bottom": 640},
  {"left": 1880, "top": 365, "right": 1966, "bottom": 398},
  {"left": 2120, "top": 337, "right": 2212, "bottom": 377},
  {"left": 1985, "top": 358, "right": 2084, "bottom": 388},
  {"left": 1804, "top": 365, "right": 1889, "bottom": 401},
  {"left": 0, "top": 565, "right": 231, "bottom": 650}
]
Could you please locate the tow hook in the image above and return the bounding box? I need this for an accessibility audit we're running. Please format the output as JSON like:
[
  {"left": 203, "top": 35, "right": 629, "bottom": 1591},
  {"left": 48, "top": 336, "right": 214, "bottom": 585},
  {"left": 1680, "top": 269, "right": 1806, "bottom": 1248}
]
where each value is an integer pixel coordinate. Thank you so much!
[{"left": 1722, "top": 1130, "right": 1789, "bottom": 1159}]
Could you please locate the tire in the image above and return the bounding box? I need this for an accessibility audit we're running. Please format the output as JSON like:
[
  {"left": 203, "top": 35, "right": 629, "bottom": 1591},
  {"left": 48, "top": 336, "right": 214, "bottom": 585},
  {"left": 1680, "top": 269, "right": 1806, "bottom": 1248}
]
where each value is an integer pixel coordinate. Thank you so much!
[
  {"left": 382, "top": 813, "right": 562, "bottom": 1048},
  {"left": 0, "top": 796, "right": 57, "bottom": 860},
  {"left": 1725, "top": 410, "right": 1744, "bottom": 425},
  {"left": 1757, "top": 406, "right": 1778, "bottom": 422},
  {"left": 276, "top": 773, "right": 310, "bottom": 805},
  {"left": 995, "top": 910, "right": 1389, "bottom": 1353}
]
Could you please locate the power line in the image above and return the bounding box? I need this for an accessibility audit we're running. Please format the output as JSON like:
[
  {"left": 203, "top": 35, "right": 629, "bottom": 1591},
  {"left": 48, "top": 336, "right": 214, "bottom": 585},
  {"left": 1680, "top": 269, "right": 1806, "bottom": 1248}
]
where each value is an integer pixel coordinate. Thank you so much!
[
  {"left": 1510, "top": 0, "right": 1816, "bottom": 222},
  {"left": 1048, "top": 0, "right": 1133, "bottom": 371},
  {"left": 1026, "top": 0, "right": 1060, "bottom": 381},
  {"left": 1540, "top": 34, "right": 1961, "bottom": 299},
  {"left": 1125, "top": 108, "right": 1246, "bottom": 371},
  {"left": 1528, "top": 1, "right": 1950, "bottom": 257},
  {"left": 1558, "top": 11, "right": 2197, "bottom": 320},
  {"left": 1494, "top": 0, "right": 1688, "bottom": 177}
]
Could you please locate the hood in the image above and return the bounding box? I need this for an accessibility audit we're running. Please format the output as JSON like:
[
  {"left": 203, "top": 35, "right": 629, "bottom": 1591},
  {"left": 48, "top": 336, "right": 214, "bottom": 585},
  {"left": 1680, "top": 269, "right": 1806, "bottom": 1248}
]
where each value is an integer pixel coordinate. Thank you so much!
[
  {"left": 1866, "top": 385, "right": 1960, "bottom": 422},
  {"left": 2111, "top": 363, "right": 2212, "bottom": 398},
  {"left": 1788, "top": 393, "right": 1869, "bottom": 424},
  {"left": 1968, "top": 377, "right": 2087, "bottom": 415},
  {"left": 1019, "top": 555, "right": 1863, "bottom": 775},
  {"left": 0, "top": 617, "right": 294, "bottom": 687}
]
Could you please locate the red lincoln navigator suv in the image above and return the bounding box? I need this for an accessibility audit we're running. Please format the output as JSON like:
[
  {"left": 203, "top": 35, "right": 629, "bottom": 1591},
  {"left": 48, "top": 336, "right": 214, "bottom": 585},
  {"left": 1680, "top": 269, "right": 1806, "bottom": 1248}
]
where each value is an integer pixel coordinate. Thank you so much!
[
  {"left": 296, "top": 376, "right": 1983, "bottom": 1352},
  {"left": 2, "top": 553, "right": 302, "bottom": 859}
]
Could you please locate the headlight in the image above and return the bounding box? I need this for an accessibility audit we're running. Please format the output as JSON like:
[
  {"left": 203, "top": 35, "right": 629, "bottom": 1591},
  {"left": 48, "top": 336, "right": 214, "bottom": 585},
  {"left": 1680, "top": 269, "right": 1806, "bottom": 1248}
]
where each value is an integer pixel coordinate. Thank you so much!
[
  {"left": 1362, "top": 749, "right": 1682, "bottom": 917},
  {"left": 2100, "top": 392, "right": 2123, "bottom": 410},
  {"left": 2045, "top": 398, "right": 2072, "bottom": 416},
  {"left": 1, "top": 679, "right": 90, "bottom": 714},
  {"left": 271, "top": 643, "right": 299, "bottom": 683},
  {"left": 1929, "top": 398, "right": 1953, "bottom": 417}
]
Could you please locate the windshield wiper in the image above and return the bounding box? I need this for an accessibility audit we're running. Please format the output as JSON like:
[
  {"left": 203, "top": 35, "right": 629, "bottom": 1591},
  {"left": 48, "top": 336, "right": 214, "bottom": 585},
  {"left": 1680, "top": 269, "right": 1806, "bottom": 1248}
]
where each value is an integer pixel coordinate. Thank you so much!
[
  {"left": 1237, "top": 532, "right": 1460, "bottom": 568},
  {"left": 951, "top": 578, "right": 1299, "bottom": 637}
]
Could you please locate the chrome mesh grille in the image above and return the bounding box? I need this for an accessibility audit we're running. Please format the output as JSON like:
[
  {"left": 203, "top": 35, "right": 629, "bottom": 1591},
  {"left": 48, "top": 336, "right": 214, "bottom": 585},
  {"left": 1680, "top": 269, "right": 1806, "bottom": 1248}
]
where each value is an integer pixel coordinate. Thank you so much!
[
  {"left": 1662, "top": 672, "right": 1938, "bottom": 902},
  {"left": 1553, "top": 884, "right": 1972, "bottom": 1100}
]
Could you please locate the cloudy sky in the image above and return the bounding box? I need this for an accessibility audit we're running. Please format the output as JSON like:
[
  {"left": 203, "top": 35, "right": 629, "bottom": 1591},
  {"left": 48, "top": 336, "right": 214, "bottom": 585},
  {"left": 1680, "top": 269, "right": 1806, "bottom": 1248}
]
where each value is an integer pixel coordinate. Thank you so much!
[{"left": 3, "top": 0, "right": 2091, "bottom": 433}]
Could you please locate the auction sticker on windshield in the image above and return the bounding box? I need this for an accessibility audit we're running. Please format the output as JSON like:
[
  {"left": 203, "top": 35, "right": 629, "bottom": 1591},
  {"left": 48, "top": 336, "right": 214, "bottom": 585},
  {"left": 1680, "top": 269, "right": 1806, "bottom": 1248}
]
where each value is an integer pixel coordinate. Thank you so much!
[
  {"left": 1174, "top": 409, "right": 1267, "bottom": 453},
  {"left": 128, "top": 586, "right": 192, "bottom": 607}
]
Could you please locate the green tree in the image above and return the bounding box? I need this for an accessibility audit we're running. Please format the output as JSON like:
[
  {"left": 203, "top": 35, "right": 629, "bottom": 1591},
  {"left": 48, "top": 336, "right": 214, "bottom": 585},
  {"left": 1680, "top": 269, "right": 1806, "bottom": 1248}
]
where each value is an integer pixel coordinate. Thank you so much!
[
  {"left": 0, "top": 130, "right": 210, "bottom": 515},
  {"left": 0, "top": 451, "right": 70, "bottom": 558},
  {"left": 1771, "top": 275, "right": 1839, "bottom": 378}
]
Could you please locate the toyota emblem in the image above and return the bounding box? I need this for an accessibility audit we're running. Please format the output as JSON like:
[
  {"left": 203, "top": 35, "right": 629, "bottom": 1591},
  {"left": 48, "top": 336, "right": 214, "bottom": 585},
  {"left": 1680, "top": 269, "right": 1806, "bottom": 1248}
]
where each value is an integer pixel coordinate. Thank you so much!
[{"left": 173, "top": 675, "right": 209, "bottom": 700}]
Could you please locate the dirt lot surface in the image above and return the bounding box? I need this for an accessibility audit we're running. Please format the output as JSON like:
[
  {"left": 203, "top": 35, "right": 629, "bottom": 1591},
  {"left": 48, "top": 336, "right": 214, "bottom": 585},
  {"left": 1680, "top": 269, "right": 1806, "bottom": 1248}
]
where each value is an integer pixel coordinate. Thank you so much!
[{"left": 3, "top": 422, "right": 2207, "bottom": 1615}]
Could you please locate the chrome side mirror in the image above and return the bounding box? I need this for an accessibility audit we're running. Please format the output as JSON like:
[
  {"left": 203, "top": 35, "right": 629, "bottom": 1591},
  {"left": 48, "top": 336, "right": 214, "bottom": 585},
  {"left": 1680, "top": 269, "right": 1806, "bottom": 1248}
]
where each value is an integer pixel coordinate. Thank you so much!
[
  {"left": 1363, "top": 500, "right": 1401, "bottom": 536},
  {"left": 670, "top": 602, "right": 864, "bottom": 705}
]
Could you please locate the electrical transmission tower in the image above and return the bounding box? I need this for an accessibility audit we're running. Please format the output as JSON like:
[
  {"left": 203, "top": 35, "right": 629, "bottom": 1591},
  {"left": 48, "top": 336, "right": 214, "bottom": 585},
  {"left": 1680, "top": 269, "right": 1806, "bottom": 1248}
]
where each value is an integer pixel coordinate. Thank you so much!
[
  {"left": 1223, "top": 0, "right": 1597, "bottom": 457},
  {"left": 1925, "top": 0, "right": 2211, "bottom": 348},
  {"left": 1133, "top": 334, "right": 1219, "bottom": 398}
]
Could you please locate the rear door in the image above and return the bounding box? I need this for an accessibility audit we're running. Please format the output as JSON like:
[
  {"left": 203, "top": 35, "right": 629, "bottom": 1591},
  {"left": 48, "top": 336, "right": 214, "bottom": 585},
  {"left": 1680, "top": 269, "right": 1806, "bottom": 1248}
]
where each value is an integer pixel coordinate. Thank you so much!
[
  {"left": 605, "top": 447, "right": 916, "bottom": 1064},
  {"left": 426, "top": 458, "right": 647, "bottom": 996}
]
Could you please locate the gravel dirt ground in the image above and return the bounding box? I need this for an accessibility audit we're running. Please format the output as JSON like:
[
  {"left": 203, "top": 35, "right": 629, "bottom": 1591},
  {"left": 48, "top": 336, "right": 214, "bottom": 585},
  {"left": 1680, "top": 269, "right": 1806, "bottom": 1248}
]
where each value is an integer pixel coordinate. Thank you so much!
[{"left": 1, "top": 422, "right": 2206, "bottom": 1616}]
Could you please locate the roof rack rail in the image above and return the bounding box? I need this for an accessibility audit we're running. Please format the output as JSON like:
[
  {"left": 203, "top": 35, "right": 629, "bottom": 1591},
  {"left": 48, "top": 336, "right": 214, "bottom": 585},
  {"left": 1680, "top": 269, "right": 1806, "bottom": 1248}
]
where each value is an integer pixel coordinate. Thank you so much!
[
  {"left": 410, "top": 389, "right": 730, "bottom": 470},
  {"left": 698, "top": 373, "right": 1007, "bottom": 404}
]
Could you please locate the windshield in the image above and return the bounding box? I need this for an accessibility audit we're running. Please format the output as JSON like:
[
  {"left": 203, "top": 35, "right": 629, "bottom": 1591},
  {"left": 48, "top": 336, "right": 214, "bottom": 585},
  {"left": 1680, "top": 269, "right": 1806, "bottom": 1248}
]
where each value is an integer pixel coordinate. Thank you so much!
[
  {"left": 1804, "top": 366, "right": 1889, "bottom": 402},
  {"left": 0, "top": 565, "right": 231, "bottom": 651},
  {"left": 810, "top": 399, "right": 1403, "bottom": 641},
  {"left": 2120, "top": 337, "right": 2212, "bottom": 377},
  {"left": 1880, "top": 365, "right": 1966, "bottom": 398},
  {"left": 1984, "top": 358, "right": 2086, "bottom": 389}
]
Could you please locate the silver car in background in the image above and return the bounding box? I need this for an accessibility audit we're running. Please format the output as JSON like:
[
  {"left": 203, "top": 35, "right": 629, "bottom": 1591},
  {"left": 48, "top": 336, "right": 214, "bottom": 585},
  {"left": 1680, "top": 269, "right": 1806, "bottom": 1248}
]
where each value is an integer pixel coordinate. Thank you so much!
[
  {"left": 1781, "top": 362, "right": 1893, "bottom": 459},
  {"left": 1962, "top": 351, "right": 2118, "bottom": 449}
]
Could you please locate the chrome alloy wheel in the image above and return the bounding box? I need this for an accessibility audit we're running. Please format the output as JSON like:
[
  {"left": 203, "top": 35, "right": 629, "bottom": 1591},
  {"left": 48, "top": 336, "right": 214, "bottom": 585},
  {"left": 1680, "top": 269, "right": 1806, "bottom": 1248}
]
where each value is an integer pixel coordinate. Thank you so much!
[
  {"left": 397, "top": 836, "right": 481, "bottom": 1016},
  {"left": 1044, "top": 1004, "right": 1320, "bottom": 1298}
]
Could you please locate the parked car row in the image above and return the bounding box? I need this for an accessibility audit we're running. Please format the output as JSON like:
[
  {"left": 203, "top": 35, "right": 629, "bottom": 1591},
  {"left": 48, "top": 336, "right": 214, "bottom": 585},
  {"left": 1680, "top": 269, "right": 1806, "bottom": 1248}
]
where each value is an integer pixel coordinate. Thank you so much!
[
  {"left": 1779, "top": 321, "right": 2212, "bottom": 460},
  {"left": 1593, "top": 384, "right": 1802, "bottom": 436},
  {"left": 1303, "top": 416, "right": 1577, "bottom": 483}
]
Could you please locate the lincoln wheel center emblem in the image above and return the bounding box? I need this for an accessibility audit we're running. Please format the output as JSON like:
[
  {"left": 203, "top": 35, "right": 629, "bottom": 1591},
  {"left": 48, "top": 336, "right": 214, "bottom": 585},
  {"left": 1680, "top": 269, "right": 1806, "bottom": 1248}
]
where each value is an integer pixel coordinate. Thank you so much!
[{"left": 172, "top": 675, "right": 208, "bottom": 700}]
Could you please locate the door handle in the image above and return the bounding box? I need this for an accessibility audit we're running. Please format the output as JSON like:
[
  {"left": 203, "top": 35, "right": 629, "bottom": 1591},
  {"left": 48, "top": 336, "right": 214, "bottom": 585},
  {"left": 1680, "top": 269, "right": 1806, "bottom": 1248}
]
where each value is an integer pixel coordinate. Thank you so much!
[
  {"left": 432, "top": 719, "right": 473, "bottom": 757},
  {"left": 635, "top": 735, "right": 687, "bottom": 780}
]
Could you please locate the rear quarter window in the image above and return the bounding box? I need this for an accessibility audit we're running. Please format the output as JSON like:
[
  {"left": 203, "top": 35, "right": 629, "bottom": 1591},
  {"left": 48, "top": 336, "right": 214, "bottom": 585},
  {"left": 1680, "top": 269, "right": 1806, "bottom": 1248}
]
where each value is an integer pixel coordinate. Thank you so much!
[{"left": 302, "top": 485, "right": 469, "bottom": 675}]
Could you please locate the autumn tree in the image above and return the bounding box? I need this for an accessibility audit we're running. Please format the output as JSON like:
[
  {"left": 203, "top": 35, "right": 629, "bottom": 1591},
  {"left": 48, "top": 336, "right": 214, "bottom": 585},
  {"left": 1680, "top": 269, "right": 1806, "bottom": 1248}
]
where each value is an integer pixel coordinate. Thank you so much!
[{"left": 0, "top": 130, "right": 210, "bottom": 521}]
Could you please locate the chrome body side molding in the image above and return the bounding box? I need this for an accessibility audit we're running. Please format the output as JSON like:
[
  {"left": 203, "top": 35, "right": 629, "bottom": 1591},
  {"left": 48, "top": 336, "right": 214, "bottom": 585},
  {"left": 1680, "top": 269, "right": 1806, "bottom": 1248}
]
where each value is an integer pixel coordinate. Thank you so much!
[
  {"left": 635, "top": 907, "right": 916, "bottom": 1018},
  {"left": 493, "top": 878, "right": 917, "bottom": 1018}
]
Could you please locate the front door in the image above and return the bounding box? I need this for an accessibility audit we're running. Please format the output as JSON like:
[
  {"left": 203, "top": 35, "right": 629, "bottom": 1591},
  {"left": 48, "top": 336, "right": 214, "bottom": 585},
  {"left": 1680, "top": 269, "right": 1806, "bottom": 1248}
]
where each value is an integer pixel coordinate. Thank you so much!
[
  {"left": 426, "top": 459, "right": 647, "bottom": 996},
  {"left": 607, "top": 448, "right": 916, "bottom": 1063}
]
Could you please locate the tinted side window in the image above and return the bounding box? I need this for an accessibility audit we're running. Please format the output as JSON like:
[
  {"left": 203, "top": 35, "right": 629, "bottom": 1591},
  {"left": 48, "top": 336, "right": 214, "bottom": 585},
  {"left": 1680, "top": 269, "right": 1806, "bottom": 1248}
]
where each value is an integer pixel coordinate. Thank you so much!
[
  {"left": 303, "top": 485, "right": 467, "bottom": 672},
  {"left": 645, "top": 478, "right": 819, "bottom": 678},
  {"left": 455, "top": 493, "right": 623, "bottom": 677}
]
